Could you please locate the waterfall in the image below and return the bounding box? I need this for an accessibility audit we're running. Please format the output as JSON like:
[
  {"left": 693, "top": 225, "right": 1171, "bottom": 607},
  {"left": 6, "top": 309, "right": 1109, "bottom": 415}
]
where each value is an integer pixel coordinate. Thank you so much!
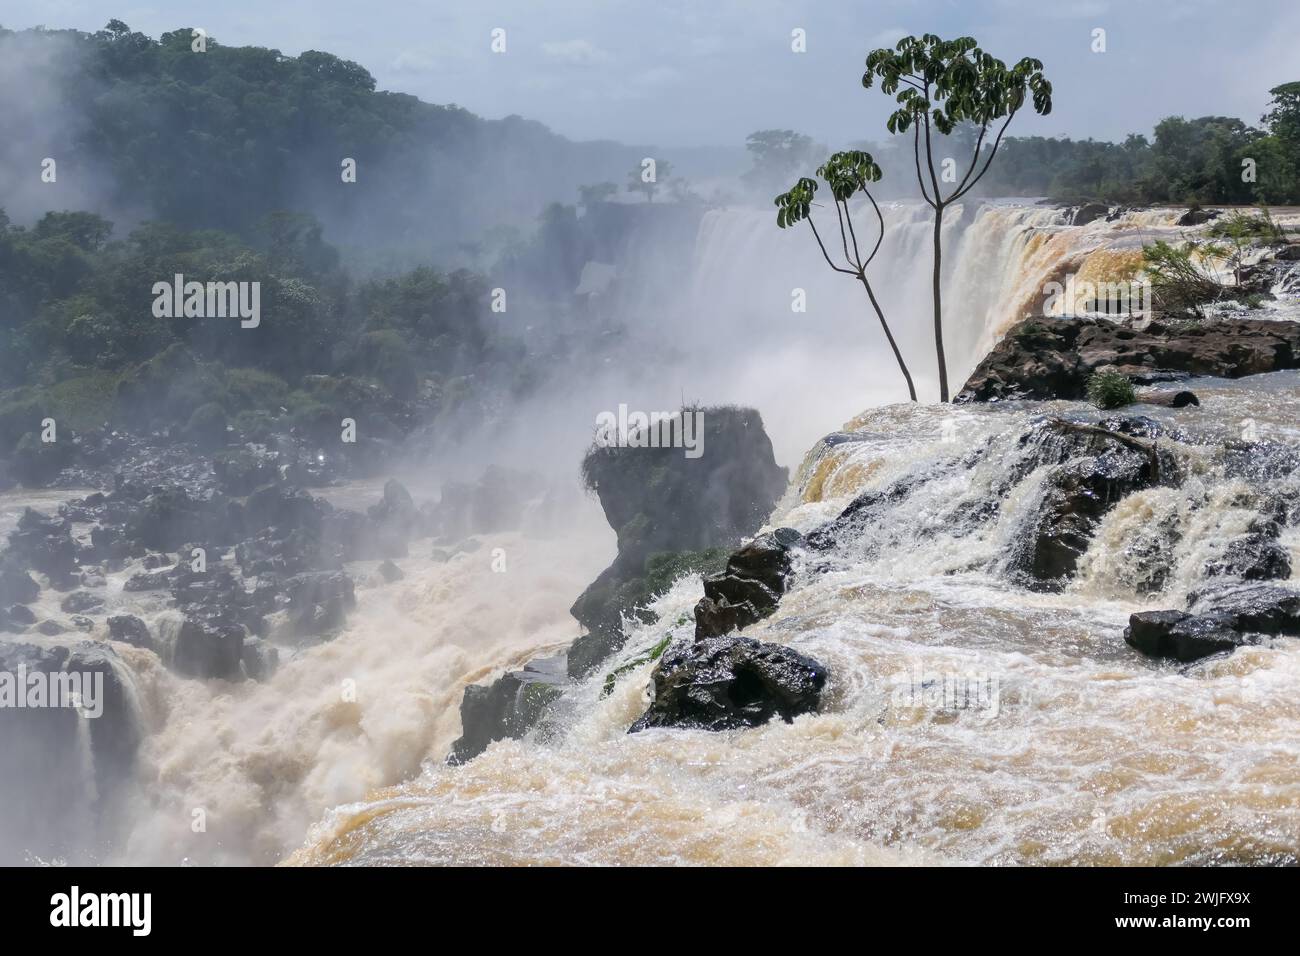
[{"left": 677, "top": 201, "right": 1187, "bottom": 428}]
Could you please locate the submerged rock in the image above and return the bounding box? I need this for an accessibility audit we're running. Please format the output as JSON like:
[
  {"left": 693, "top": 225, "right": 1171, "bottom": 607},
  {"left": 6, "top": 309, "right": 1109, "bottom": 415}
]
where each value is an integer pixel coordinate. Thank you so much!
[
  {"left": 1203, "top": 532, "right": 1291, "bottom": 582},
  {"left": 629, "top": 635, "right": 827, "bottom": 733}
]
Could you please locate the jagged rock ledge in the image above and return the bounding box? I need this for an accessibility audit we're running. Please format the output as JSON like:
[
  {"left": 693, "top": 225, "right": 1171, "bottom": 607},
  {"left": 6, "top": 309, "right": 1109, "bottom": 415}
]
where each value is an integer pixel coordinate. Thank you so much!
[{"left": 956, "top": 316, "right": 1300, "bottom": 404}]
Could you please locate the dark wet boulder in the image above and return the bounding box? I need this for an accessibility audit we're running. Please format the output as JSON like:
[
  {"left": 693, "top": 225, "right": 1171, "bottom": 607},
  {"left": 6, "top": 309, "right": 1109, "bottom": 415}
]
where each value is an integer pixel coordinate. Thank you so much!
[
  {"left": 172, "top": 615, "right": 246, "bottom": 680},
  {"left": 88, "top": 524, "right": 130, "bottom": 562},
  {"left": 240, "top": 638, "right": 280, "bottom": 682},
  {"left": 59, "top": 590, "right": 105, "bottom": 614},
  {"left": 368, "top": 478, "right": 418, "bottom": 526},
  {"left": 124, "top": 486, "right": 239, "bottom": 554},
  {"left": 3, "top": 604, "right": 36, "bottom": 632},
  {"left": 124, "top": 569, "right": 173, "bottom": 591},
  {"left": 1186, "top": 583, "right": 1300, "bottom": 636},
  {"left": 1008, "top": 420, "right": 1161, "bottom": 588},
  {"left": 1124, "top": 610, "right": 1253, "bottom": 662},
  {"left": 429, "top": 466, "right": 546, "bottom": 543},
  {"left": 1204, "top": 532, "right": 1291, "bottom": 581},
  {"left": 447, "top": 654, "right": 567, "bottom": 765},
  {"left": 1136, "top": 389, "right": 1200, "bottom": 408},
  {"left": 629, "top": 635, "right": 827, "bottom": 733},
  {"left": 236, "top": 525, "right": 343, "bottom": 576},
  {"left": 567, "top": 548, "right": 730, "bottom": 678},
  {"left": 1126, "top": 583, "right": 1300, "bottom": 663},
  {"left": 107, "top": 614, "right": 156, "bottom": 653},
  {"left": 1071, "top": 202, "right": 1110, "bottom": 226},
  {"left": 694, "top": 528, "right": 803, "bottom": 639},
  {"left": 243, "top": 483, "right": 327, "bottom": 535},
  {"left": 1176, "top": 207, "right": 1219, "bottom": 226},
  {"left": 0, "top": 565, "right": 39, "bottom": 605},
  {"left": 212, "top": 446, "right": 282, "bottom": 496},
  {"left": 377, "top": 559, "right": 404, "bottom": 582},
  {"left": 4, "top": 509, "right": 80, "bottom": 587},
  {"left": 284, "top": 570, "right": 356, "bottom": 636}
]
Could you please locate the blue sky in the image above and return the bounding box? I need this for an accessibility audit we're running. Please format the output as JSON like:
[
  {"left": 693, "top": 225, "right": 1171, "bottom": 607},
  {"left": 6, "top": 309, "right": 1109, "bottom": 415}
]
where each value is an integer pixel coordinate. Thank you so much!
[{"left": 4, "top": 0, "right": 1298, "bottom": 149}]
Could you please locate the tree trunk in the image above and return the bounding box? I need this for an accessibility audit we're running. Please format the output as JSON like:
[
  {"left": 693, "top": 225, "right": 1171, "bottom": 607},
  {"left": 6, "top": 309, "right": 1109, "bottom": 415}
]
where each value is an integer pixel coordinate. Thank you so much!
[
  {"left": 931, "top": 205, "right": 950, "bottom": 402},
  {"left": 859, "top": 275, "right": 917, "bottom": 402}
]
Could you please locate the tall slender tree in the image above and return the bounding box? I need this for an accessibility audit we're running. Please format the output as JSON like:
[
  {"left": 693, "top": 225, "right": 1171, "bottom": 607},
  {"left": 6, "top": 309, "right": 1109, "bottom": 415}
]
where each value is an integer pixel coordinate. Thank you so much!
[
  {"left": 775, "top": 150, "right": 917, "bottom": 402},
  {"left": 863, "top": 35, "right": 1052, "bottom": 401}
]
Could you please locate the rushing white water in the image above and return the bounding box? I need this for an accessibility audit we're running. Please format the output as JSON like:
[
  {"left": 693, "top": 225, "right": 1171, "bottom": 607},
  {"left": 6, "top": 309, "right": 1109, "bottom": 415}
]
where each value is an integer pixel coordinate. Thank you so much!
[{"left": 297, "top": 373, "right": 1300, "bottom": 867}]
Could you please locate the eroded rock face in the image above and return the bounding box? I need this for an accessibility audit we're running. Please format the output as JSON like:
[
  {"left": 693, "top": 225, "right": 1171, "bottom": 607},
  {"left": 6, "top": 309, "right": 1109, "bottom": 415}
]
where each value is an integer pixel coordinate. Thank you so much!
[
  {"left": 956, "top": 317, "right": 1300, "bottom": 403},
  {"left": 629, "top": 635, "right": 827, "bottom": 733}
]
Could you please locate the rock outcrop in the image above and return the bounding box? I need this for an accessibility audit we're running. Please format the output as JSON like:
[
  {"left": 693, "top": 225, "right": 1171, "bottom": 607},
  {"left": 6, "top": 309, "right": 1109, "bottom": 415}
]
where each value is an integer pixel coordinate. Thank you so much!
[
  {"left": 693, "top": 528, "right": 803, "bottom": 639},
  {"left": 629, "top": 635, "right": 827, "bottom": 733},
  {"left": 568, "top": 406, "right": 787, "bottom": 677},
  {"left": 956, "top": 316, "right": 1300, "bottom": 403},
  {"left": 446, "top": 654, "right": 568, "bottom": 765},
  {"left": 449, "top": 406, "right": 790, "bottom": 763},
  {"left": 1006, "top": 420, "right": 1163, "bottom": 588}
]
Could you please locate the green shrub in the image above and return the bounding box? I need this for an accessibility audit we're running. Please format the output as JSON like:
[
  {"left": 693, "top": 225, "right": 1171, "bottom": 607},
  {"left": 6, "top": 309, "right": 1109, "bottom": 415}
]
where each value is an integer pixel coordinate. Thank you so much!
[
  {"left": 184, "top": 402, "right": 229, "bottom": 448},
  {"left": 1086, "top": 369, "right": 1136, "bottom": 410},
  {"left": 1141, "top": 240, "right": 1225, "bottom": 313}
]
